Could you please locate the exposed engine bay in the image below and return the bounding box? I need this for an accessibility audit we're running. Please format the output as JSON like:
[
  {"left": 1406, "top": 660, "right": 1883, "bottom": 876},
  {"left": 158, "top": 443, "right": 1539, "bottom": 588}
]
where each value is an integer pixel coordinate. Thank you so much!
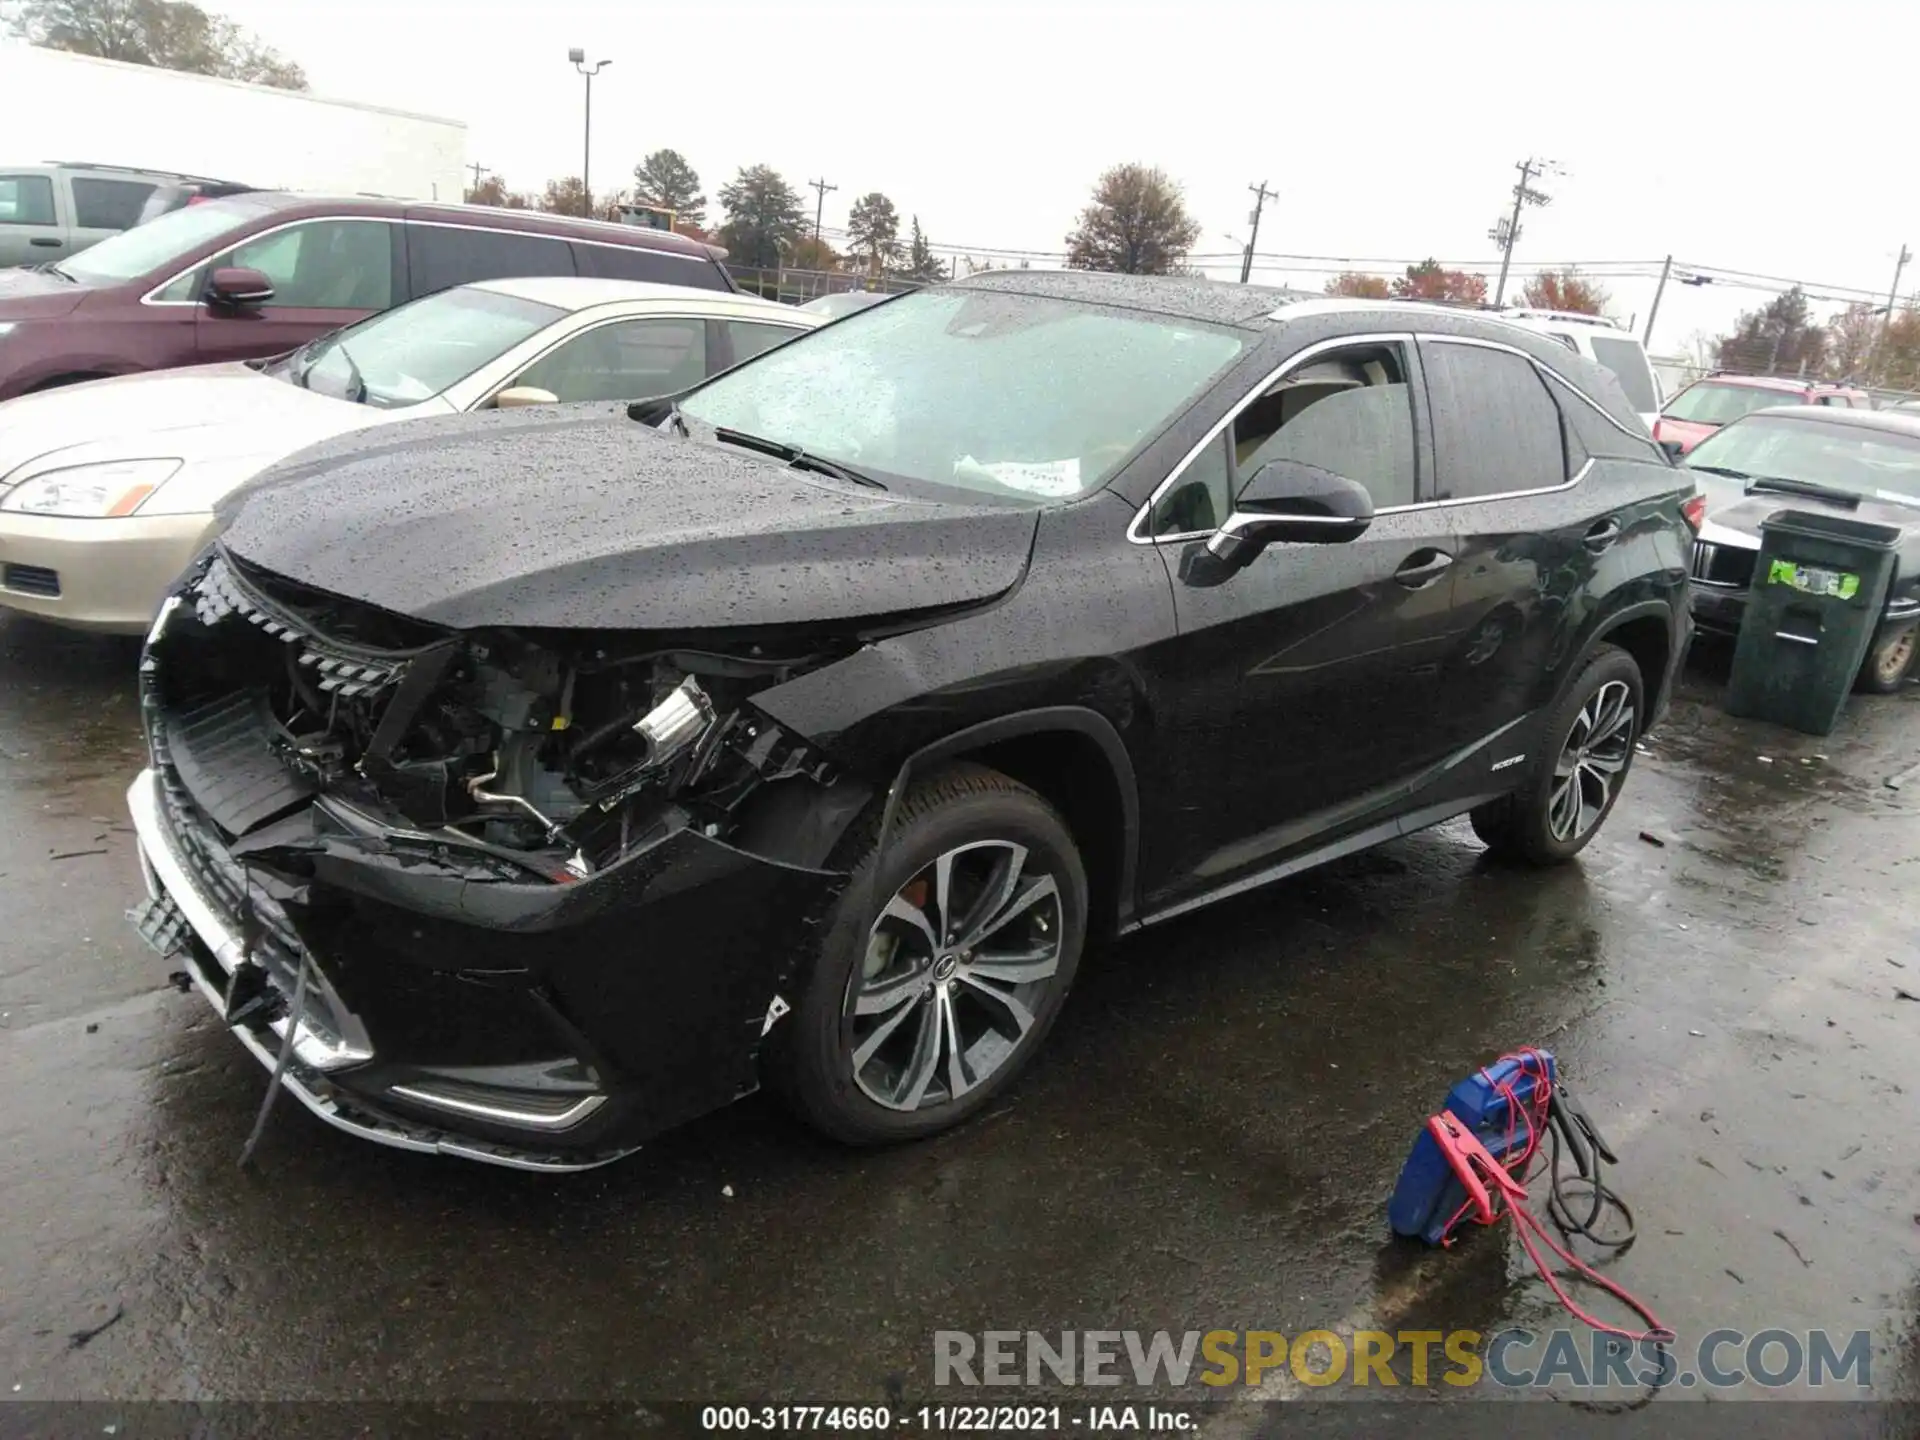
[{"left": 159, "top": 549, "right": 853, "bottom": 882}]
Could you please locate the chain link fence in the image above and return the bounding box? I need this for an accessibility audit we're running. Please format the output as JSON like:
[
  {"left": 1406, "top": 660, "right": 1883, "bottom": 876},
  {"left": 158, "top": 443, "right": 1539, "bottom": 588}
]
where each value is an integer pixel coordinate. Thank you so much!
[{"left": 725, "top": 265, "right": 920, "bottom": 306}]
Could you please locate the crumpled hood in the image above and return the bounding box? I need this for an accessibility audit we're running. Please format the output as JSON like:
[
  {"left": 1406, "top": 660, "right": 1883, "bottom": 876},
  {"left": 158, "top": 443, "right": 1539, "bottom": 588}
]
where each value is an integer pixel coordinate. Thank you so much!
[
  {"left": 220, "top": 404, "right": 1041, "bottom": 631},
  {"left": 1697, "top": 487, "right": 1920, "bottom": 582},
  {"left": 0, "top": 362, "right": 383, "bottom": 491},
  {"left": 0, "top": 267, "right": 89, "bottom": 320}
]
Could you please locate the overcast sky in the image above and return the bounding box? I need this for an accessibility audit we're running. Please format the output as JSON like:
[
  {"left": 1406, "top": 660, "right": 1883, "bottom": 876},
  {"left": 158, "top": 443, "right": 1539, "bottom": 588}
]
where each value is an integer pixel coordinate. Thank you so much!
[{"left": 213, "top": 0, "right": 1919, "bottom": 359}]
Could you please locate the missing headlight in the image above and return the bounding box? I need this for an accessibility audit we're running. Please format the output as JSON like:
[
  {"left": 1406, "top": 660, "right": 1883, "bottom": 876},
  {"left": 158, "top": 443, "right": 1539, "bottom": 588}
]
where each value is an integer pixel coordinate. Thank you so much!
[{"left": 633, "top": 676, "right": 716, "bottom": 771}]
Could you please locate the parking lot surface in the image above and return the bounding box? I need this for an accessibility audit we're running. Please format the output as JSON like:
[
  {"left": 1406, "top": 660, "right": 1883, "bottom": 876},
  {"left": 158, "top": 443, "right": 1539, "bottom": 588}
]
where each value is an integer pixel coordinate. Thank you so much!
[{"left": 2, "top": 615, "right": 1917, "bottom": 1422}]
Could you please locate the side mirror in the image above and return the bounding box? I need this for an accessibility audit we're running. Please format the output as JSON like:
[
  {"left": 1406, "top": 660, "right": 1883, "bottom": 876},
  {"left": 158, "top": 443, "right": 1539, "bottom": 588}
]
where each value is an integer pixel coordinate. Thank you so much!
[
  {"left": 206, "top": 266, "right": 274, "bottom": 308},
  {"left": 1659, "top": 438, "right": 1687, "bottom": 461},
  {"left": 1205, "top": 458, "right": 1374, "bottom": 568},
  {"left": 494, "top": 385, "right": 559, "bottom": 409}
]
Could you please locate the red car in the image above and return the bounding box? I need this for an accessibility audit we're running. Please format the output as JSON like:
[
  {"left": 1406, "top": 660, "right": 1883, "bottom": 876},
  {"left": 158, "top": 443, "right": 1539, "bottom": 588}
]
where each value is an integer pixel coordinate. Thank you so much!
[
  {"left": 0, "top": 191, "right": 735, "bottom": 400},
  {"left": 1654, "top": 373, "right": 1872, "bottom": 455}
]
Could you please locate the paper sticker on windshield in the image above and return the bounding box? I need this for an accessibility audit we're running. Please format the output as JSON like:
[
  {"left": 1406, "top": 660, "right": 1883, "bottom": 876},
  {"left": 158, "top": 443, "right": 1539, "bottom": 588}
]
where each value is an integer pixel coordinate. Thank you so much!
[
  {"left": 953, "top": 455, "right": 1082, "bottom": 497},
  {"left": 1767, "top": 559, "right": 1859, "bottom": 598}
]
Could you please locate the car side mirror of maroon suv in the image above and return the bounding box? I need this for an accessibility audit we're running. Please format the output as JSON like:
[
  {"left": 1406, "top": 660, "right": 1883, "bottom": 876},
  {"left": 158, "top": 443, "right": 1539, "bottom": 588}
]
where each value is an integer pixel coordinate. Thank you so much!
[{"left": 206, "top": 267, "right": 274, "bottom": 309}]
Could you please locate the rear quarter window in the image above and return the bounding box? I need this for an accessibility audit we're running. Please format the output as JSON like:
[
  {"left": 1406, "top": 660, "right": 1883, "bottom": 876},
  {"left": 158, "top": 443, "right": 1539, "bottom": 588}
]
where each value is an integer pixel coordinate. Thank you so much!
[{"left": 572, "top": 241, "right": 729, "bottom": 290}]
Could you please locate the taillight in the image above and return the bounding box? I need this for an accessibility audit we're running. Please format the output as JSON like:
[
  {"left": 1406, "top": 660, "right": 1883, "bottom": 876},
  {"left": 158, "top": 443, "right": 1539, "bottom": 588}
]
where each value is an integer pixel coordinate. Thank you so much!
[{"left": 1681, "top": 493, "right": 1706, "bottom": 532}]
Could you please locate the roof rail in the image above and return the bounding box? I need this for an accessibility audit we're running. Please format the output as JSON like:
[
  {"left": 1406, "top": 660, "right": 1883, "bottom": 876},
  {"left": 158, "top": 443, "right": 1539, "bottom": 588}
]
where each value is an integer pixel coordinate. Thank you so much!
[
  {"left": 43, "top": 160, "right": 252, "bottom": 184},
  {"left": 1498, "top": 307, "right": 1624, "bottom": 330}
]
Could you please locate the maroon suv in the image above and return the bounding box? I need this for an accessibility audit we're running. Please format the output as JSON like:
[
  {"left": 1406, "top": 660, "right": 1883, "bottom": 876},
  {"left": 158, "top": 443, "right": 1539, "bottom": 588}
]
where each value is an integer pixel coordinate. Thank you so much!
[{"left": 0, "top": 192, "right": 735, "bottom": 400}]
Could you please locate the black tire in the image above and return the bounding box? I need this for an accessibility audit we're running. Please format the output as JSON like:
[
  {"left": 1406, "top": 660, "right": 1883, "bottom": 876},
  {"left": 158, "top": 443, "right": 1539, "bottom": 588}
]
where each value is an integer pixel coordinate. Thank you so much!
[
  {"left": 1856, "top": 623, "right": 1917, "bottom": 695},
  {"left": 769, "top": 762, "right": 1088, "bottom": 1145},
  {"left": 1470, "top": 644, "right": 1644, "bottom": 866}
]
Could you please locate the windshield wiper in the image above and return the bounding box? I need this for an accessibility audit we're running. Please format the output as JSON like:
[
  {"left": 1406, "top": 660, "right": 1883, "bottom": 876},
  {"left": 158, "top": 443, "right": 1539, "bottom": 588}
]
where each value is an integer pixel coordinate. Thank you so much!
[
  {"left": 1746, "top": 475, "right": 1860, "bottom": 507},
  {"left": 1688, "top": 464, "right": 1750, "bottom": 480},
  {"left": 714, "top": 427, "right": 885, "bottom": 490},
  {"left": 334, "top": 343, "right": 368, "bottom": 404},
  {"left": 40, "top": 263, "right": 76, "bottom": 283}
]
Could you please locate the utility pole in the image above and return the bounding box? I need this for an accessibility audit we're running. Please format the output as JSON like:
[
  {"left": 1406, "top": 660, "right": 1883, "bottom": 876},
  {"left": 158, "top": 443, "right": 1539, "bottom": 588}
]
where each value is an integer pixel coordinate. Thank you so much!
[
  {"left": 1642, "top": 254, "right": 1672, "bottom": 347},
  {"left": 467, "top": 162, "right": 489, "bottom": 196},
  {"left": 1489, "top": 156, "right": 1558, "bottom": 308},
  {"left": 808, "top": 177, "right": 837, "bottom": 243},
  {"left": 1240, "top": 181, "right": 1273, "bottom": 285},
  {"left": 1873, "top": 242, "right": 1911, "bottom": 384}
]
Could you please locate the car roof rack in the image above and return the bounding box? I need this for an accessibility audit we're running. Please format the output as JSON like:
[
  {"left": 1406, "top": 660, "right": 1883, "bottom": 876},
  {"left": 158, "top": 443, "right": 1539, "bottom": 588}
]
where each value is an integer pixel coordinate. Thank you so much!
[{"left": 1497, "top": 307, "right": 1626, "bottom": 330}]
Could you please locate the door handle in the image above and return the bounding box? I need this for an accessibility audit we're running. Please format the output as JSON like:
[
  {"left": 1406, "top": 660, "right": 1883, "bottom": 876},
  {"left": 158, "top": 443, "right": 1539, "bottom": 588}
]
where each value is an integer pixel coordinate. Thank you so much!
[
  {"left": 29, "top": 237, "right": 61, "bottom": 248},
  {"left": 1583, "top": 519, "right": 1621, "bottom": 553},
  {"left": 1394, "top": 550, "right": 1454, "bottom": 589}
]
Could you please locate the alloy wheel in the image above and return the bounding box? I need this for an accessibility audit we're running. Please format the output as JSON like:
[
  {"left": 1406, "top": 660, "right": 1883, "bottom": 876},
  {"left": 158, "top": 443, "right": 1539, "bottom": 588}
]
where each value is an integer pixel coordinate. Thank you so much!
[
  {"left": 845, "top": 840, "right": 1064, "bottom": 1112},
  {"left": 1547, "top": 680, "right": 1636, "bottom": 844}
]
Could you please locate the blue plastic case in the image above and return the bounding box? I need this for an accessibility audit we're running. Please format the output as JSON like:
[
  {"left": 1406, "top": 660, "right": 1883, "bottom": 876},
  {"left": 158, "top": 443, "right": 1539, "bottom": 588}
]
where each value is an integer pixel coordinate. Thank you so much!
[{"left": 1388, "top": 1051, "right": 1556, "bottom": 1244}]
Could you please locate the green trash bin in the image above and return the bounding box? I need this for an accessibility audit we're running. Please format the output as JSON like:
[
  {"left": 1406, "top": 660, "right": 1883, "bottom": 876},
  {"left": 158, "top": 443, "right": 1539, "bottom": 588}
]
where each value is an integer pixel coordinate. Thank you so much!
[{"left": 1725, "top": 508, "right": 1903, "bottom": 736}]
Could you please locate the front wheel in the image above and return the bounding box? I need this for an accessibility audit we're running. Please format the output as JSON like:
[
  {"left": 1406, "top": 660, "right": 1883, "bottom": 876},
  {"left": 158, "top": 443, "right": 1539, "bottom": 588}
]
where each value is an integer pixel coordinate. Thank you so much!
[
  {"left": 1856, "top": 623, "right": 1917, "bottom": 695},
  {"left": 1471, "top": 645, "right": 1643, "bottom": 866},
  {"left": 770, "top": 763, "right": 1088, "bottom": 1145}
]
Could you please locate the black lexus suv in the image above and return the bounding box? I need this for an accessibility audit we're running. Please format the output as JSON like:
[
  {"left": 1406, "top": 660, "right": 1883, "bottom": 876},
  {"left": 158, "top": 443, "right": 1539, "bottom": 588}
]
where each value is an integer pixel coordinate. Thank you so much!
[{"left": 127, "top": 273, "right": 1695, "bottom": 1171}]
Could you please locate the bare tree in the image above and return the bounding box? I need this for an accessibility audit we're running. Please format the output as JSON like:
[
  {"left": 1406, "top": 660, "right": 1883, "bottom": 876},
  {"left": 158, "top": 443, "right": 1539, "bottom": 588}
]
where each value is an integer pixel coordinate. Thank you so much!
[{"left": 6, "top": 0, "right": 308, "bottom": 88}]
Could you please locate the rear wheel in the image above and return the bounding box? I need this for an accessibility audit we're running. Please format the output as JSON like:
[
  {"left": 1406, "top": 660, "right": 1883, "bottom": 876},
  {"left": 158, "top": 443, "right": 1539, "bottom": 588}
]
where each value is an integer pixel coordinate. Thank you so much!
[
  {"left": 1856, "top": 623, "right": 1917, "bottom": 695},
  {"left": 770, "top": 763, "right": 1088, "bottom": 1145},
  {"left": 1471, "top": 645, "right": 1643, "bottom": 866}
]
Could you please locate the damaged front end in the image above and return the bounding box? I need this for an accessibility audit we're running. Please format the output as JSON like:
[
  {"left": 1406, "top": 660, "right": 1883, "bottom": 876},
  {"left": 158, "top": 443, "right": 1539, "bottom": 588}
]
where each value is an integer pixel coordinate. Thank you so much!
[{"left": 128, "top": 547, "right": 871, "bottom": 1169}]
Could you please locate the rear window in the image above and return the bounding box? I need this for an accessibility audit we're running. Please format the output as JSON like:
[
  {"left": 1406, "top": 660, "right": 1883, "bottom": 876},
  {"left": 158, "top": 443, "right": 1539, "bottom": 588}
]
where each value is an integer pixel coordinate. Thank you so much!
[
  {"left": 71, "top": 177, "right": 155, "bottom": 231},
  {"left": 0, "top": 175, "right": 56, "bottom": 226},
  {"left": 407, "top": 224, "right": 575, "bottom": 296},
  {"left": 1588, "top": 334, "right": 1659, "bottom": 414},
  {"left": 571, "top": 241, "right": 727, "bottom": 289}
]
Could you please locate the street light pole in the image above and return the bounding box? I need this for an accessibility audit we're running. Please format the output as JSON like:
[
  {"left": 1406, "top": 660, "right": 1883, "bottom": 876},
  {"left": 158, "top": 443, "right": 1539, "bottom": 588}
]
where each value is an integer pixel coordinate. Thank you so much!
[{"left": 568, "top": 49, "right": 611, "bottom": 218}]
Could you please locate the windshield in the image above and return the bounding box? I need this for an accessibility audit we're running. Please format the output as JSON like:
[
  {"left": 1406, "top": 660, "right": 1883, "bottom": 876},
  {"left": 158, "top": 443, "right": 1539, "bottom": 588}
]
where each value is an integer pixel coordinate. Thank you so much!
[
  {"left": 1588, "top": 335, "right": 1659, "bottom": 413},
  {"left": 1687, "top": 414, "right": 1920, "bottom": 505},
  {"left": 1663, "top": 380, "right": 1804, "bottom": 426},
  {"left": 57, "top": 195, "right": 275, "bottom": 286},
  {"left": 284, "top": 286, "right": 563, "bottom": 408},
  {"left": 678, "top": 289, "right": 1249, "bottom": 501}
]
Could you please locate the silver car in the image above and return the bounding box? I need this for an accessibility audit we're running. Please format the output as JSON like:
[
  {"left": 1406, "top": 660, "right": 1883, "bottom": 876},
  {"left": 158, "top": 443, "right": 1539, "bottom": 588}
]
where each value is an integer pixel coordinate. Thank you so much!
[{"left": 0, "top": 276, "right": 820, "bottom": 631}]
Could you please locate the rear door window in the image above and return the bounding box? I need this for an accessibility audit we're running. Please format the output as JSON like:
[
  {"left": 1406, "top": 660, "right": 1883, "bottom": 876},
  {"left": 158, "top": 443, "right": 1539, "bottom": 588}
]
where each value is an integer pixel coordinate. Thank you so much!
[
  {"left": 0, "top": 175, "right": 56, "bottom": 226},
  {"left": 571, "top": 241, "right": 726, "bottom": 289},
  {"left": 409, "top": 224, "right": 575, "bottom": 296},
  {"left": 1422, "top": 340, "right": 1570, "bottom": 499},
  {"left": 71, "top": 177, "right": 156, "bottom": 231}
]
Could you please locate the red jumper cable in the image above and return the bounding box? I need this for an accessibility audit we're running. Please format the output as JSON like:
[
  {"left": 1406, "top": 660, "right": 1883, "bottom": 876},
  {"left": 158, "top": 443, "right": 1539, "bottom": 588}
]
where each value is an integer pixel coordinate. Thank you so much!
[{"left": 1425, "top": 1048, "right": 1672, "bottom": 1346}]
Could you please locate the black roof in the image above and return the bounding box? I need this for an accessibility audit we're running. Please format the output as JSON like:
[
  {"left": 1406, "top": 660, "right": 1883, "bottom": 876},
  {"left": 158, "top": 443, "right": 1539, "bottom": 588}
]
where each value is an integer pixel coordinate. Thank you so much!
[
  {"left": 951, "top": 270, "right": 1313, "bottom": 326},
  {"left": 1747, "top": 405, "right": 1920, "bottom": 439}
]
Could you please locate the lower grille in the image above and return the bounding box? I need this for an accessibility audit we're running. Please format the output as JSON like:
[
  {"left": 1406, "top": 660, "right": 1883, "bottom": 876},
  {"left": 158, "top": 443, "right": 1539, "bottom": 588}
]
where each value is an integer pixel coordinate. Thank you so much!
[
  {"left": 2, "top": 562, "right": 60, "bottom": 597},
  {"left": 154, "top": 758, "right": 363, "bottom": 1063},
  {"left": 1690, "top": 541, "right": 1756, "bottom": 589}
]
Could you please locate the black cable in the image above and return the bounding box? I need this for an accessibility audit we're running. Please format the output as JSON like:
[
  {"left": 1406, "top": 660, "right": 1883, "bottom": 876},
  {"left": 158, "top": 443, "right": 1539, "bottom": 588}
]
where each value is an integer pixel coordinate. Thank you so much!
[
  {"left": 237, "top": 946, "right": 312, "bottom": 1171},
  {"left": 1542, "top": 1118, "right": 1637, "bottom": 1252}
]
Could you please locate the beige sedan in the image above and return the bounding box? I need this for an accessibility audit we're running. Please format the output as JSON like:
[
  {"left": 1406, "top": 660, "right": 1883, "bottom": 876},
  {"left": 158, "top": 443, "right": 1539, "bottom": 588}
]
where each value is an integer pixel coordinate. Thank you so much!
[{"left": 0, "top": 276, "right": 819, "bottom": 632}]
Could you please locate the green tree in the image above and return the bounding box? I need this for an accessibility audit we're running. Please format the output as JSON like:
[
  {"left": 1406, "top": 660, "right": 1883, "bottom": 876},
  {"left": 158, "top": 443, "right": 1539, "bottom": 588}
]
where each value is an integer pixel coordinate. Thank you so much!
[
  {"left": 6, "top": 0, "right": 307, "bottom": 87},
  {"left": 1392, "top": 259, "right": 1488, "bottom": 304},
  {"left": 900, "top": 216, "right": 947, "bottom": 283},
  {"left": 1715, "top": 287, "right": 1826, "bottom": 375},
  {"left": 1324, "top": 272, "right": 1391, "bottom": 299},
  {"left": 631, "top": 148, "right": 705, "bottom": 229},
  {"left": 1064, "top": 163, "right": 1200, "bottom": 275},
  {"left": 716, "top": 164, "right": 806, "bottom": 269},
  {"left": 845, "top": 191, "right": 903, "bottom": 274},
  {"left": 465, "top": 175, "right": 510, "bottom": 208}
]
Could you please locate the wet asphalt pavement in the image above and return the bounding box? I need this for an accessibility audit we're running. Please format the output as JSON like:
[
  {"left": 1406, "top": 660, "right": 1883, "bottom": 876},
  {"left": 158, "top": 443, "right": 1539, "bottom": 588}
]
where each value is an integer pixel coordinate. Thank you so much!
[{"left": 2, "top": 612, "right": 1918, "bottom": 1426}]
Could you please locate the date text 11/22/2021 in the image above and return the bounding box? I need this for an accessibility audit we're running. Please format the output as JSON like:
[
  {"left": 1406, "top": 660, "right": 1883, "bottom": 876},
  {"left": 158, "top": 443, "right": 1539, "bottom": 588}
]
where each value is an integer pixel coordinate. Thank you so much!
[{"left": 700, "top": 1406, "right": 1197, "bottom": 1432}]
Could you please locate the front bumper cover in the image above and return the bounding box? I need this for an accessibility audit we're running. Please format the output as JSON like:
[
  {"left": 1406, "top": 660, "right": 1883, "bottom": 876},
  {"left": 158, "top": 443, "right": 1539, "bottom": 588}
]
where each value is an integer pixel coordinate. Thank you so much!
[{"left": 128, "top": 762, "right": 847, "bottom": 1171}]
